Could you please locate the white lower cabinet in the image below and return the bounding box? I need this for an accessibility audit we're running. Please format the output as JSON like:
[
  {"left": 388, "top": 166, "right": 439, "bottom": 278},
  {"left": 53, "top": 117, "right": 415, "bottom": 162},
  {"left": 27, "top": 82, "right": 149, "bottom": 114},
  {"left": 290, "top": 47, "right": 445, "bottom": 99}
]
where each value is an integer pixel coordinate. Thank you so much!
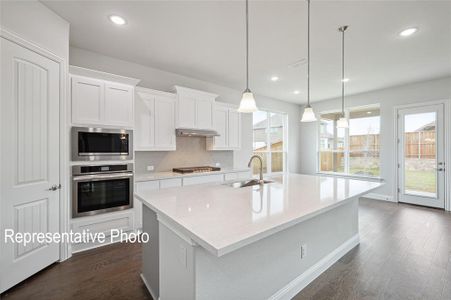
[
  {"left": 182, "top": 174, "right": 224, "bottom": 186},
  {"left": 159, "top": 178, "right": 182, "bottom": 189},
  {"left": 224, "top": 171, "right": 251, "bottom": 181},
  {"left": 71, "top": 210, "right": 135, "bottom": 253}
]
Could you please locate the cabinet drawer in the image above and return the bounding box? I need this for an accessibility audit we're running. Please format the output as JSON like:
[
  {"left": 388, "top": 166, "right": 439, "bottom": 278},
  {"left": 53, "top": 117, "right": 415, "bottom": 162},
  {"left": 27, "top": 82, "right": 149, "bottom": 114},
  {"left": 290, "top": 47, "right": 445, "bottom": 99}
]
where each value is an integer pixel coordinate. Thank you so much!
[
  {"left": 183, "top": 174, "right": 224, "bottom": 186},
  {"left": 237, "top": 171, "right": 251, "bottom": 179},
  {"left": 160, "top": 178, "right": 182, "bottom": 189},
  {"left": 224, "top": 173, "right": 238, "bottom": 181},
  {"left": 71, "top": 210, "right": 134, "bottom": 237},
  {"left": 136, "top": 181, "right": 160, "bottom": 193}
]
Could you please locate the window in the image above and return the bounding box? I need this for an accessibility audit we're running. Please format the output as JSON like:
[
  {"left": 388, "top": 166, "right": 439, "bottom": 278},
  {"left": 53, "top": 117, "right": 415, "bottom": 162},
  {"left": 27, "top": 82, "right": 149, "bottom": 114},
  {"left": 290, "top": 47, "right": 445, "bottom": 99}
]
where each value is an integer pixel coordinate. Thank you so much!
[
  {"left": 253, "top": 110, "right": 288, "bottom": 175},
  {"left": 319, "top": 106, "right": 380, "bottom": 177}
]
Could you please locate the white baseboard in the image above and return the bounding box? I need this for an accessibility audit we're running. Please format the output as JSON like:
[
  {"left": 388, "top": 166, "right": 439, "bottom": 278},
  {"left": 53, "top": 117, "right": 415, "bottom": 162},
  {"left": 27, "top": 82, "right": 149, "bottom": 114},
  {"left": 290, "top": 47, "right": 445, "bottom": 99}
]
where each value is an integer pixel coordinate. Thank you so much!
[
  {"left": 362, "top": 193, "right": 395, "bottom": 202},
  {"left": 140, "top": 273, "right": 159, "bottom": 300},
  {"left": 269, "top": 234, "right": 360, "bottom": 300}
]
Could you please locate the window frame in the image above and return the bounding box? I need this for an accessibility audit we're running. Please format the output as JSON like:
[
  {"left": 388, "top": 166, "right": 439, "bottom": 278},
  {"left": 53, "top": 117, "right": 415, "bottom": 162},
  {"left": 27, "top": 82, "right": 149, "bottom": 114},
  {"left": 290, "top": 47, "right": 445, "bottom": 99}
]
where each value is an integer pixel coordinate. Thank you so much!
[
  {"left": 252, "top": 109, "right": 288, "bottom": 175},
  {"left": 317, "top": 105, "right": 381, "bottom": 179}
]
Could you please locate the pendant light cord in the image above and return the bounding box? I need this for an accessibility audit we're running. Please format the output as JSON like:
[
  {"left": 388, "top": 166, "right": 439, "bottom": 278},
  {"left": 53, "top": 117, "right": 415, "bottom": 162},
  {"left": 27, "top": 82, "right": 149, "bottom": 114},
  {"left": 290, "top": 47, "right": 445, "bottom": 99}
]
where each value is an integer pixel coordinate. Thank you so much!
[
  {"left": 307, "top": 0, "right": 311, "bottom": 107},
  {"left": 341, "top": 27, "right": 344, "bottom": 116},
  {"left": 339, "top": 25, "right": 348, "bottom": 117},
  {"left": 245, "top": 0, "right": 249, "bottom": 91}
]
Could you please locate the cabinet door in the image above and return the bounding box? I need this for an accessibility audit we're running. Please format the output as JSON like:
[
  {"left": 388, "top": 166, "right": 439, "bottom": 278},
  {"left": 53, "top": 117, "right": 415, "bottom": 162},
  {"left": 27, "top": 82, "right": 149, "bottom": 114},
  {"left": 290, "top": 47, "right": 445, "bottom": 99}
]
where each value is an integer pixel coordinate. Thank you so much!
[
  {"left": 135, "top": 95, "right": 155, "bottom": 149},
  {"left": 155, "top": 96, "right": 176, "bottom": 150},
  {"left": 104, "top": 83, "right": 134, "bottom": 127},
  {"left": 228, "top": 109, "right": 241, "bottom": 149},
  {"left": 71, "top": 76, "right": 104, "bottom": 125},
  {"left": 196, "top": 98, "right": 213, "bottom": 129},
  {"left": 178, "top": 95, "right": 196, "bottom": 128},
  {"left": 212, "top": 105, "right": 228, "bottom": 148}
]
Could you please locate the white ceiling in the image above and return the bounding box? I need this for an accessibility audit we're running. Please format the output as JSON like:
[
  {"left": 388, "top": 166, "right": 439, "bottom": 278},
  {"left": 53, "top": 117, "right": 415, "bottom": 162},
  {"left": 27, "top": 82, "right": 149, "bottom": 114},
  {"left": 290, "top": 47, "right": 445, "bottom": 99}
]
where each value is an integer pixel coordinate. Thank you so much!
[{"left": 42, "top": 0, "right": 451, "bottom": 104}]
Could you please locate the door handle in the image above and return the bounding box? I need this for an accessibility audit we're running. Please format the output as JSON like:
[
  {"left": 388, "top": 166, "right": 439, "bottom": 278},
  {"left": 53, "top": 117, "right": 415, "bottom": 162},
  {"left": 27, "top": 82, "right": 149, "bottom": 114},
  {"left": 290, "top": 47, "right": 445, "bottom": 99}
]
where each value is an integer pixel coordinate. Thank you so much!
[{"left": 48, "top": 184, "right": 61, "bottom": 191}]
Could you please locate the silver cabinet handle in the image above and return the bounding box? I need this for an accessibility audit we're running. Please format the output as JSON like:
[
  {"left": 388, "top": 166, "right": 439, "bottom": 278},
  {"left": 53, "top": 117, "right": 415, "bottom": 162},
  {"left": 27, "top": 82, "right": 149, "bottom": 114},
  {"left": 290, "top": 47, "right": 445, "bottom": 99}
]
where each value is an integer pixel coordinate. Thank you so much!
[{"left": 48, "top": 184, "right": 61, "bottom": 191}]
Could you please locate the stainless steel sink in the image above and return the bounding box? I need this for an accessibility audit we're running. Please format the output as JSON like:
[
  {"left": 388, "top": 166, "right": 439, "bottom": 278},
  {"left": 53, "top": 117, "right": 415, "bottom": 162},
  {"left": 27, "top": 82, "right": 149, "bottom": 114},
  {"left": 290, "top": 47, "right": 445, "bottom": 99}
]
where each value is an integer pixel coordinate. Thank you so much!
[{"left": 225, "top": 179, "right": 274, "bottom": 188}]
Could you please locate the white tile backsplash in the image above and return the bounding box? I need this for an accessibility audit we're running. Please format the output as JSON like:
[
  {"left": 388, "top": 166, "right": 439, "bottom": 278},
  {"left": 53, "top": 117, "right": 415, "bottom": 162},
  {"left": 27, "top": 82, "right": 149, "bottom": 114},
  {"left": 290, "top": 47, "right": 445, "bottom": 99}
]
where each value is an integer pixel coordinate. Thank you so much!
[{"left": 135, "top": 136, "right": 233, "bottom": 173}]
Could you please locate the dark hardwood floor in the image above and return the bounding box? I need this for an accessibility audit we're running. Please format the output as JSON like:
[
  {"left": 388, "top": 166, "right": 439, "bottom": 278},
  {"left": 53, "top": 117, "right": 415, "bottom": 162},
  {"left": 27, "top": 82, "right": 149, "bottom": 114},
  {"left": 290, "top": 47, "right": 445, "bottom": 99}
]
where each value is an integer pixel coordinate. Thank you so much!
[{"left": 2, "top": 199, "right": 450, "bottom": 300}]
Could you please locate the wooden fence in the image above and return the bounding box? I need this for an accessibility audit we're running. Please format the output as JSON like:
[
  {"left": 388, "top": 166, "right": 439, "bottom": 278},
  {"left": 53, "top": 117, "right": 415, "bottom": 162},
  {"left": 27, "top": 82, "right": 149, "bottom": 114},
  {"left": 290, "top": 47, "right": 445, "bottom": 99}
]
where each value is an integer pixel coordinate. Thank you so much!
[{"left": 320, "top": 131, "right": 435, "bottom": 172}]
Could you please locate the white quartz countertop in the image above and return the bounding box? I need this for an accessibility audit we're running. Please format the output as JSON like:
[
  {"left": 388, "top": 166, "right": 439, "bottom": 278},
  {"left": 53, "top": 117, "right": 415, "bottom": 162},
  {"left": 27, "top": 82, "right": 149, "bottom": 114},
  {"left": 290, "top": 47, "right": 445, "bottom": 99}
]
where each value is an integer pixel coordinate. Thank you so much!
[
  {"left": 134, "top": 168, "right": 250, "bottom": 182},
  {"left": 135, "top": 173, "right": 383, "bottom": 257}
]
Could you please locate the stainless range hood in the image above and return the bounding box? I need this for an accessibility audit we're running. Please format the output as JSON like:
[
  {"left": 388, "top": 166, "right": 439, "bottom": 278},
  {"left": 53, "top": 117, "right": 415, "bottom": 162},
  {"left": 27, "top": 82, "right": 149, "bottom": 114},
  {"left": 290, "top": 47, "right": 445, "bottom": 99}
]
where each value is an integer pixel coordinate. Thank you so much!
[{"left": 176, "top": 128, "right": 219, "bottom": 137}]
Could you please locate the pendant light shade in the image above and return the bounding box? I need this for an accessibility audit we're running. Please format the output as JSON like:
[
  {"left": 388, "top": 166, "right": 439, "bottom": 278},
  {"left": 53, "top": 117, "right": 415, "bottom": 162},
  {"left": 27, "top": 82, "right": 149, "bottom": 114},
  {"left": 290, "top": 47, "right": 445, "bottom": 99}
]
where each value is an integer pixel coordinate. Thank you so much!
[
  {"left": 301, "top": 0, "right": 316, "bottom": 122},
  {"left": 337, "top": 25, "right": 349, "bottom": 128},
  {"left": 238, "top": 89, "right": 258, "bottom": 113},
  {"left": 238, "top": 0, "right": 258, "bottom": 113},
  {"left": 301, "top": 106, "right": 316, "bottom": 122},
  {"left": 337, "top": 117, "right": 349, "bottom": 128}
]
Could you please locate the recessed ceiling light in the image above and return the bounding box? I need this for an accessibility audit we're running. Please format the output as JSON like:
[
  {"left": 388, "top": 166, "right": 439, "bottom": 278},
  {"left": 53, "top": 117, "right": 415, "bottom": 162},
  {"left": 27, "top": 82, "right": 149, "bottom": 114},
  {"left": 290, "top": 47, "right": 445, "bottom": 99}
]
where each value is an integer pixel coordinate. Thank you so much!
[
  {"left": 342, "top": 78, "right": 350, "bottom": 83},
  {"left": 399, "top": 27, "right": 417, "bottom": 37},
  {"left": 109, "top": 15, "right": 126, "bottom": 26},
  {"left": 293, "top": 90, "right": 300, "bottom": 95},
  {"left": 270, "top": 76, "right": 279, "bottom": 82},
  {"left": 367, "top": 111, "right": 372, "bottom": 114}
]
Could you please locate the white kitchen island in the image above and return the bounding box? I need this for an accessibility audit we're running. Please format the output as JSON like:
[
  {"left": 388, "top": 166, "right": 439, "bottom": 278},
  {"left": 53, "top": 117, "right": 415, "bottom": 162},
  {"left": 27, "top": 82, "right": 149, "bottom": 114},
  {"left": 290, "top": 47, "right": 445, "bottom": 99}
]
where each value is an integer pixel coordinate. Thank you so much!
[{"left": 135, "top": 173, "right": 382, "bottom": 300}]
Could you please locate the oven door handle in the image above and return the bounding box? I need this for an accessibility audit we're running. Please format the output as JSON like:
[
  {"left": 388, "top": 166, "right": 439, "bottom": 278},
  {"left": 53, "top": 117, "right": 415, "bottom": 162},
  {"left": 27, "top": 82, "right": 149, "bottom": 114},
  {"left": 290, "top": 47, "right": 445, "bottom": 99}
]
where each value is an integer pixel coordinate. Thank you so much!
[{"left": 72, "top": 172, "right": 134, "bottom": 182}]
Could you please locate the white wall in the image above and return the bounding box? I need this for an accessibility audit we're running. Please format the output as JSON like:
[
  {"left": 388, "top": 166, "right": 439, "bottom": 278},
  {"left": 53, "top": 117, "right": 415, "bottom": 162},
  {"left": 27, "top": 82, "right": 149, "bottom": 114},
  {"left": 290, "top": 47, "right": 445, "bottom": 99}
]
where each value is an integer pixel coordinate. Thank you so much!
[
  {"left": 299, "top": 76, "right": 451, "bottom": 198},
  {"left": 0, "top": 0, "right": 69, "bottom": 60},
  {"left": 69, "top": 46, "right": 303, "bottom": 172}
]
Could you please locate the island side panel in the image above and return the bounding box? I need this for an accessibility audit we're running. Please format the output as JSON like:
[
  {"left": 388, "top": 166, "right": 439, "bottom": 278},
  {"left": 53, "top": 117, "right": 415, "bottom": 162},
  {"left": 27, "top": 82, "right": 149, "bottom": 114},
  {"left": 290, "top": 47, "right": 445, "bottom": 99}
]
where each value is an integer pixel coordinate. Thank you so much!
[
  {"left": 159, "top": 222, "right": 196, "bottom": 300},
  {"left": 142, "top": 205, "right": 160, "bottom": 299},
  {"left": 194, "top": 198, "right": 359, "bottom": 300}
]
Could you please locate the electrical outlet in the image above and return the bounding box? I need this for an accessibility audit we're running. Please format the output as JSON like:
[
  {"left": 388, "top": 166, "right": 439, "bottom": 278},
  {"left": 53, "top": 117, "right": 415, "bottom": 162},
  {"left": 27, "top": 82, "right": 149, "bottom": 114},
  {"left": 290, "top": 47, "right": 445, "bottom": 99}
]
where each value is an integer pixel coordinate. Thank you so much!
[
  {"left": 147, "top": 165, "right": 154, "bottom": 171},
  {"left": 300, "top": 244, "right": 307, "bottom": 259}
]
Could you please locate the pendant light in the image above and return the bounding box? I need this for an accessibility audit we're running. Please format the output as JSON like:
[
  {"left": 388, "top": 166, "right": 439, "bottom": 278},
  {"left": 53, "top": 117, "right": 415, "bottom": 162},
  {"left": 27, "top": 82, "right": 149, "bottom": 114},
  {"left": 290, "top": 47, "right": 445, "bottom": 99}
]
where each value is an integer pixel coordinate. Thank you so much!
[
  {"left": 238, "top": 0, "right": 258, "bottom": 113},
  {"left": 337, "top": 25, "right": 349, "bottom": 128},
  {"left": 301, "top": 0, "right": 317, "bottom": 122}
]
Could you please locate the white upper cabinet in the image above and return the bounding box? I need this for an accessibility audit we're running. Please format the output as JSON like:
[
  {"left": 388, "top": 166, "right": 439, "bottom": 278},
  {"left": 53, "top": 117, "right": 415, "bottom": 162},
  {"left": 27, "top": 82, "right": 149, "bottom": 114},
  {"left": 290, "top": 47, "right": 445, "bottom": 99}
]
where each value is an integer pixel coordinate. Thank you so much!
[
  {"left": 135, "top": 87, "right": 176, "bottom": 151},
  {"left": 196, "top": 97, "right": 214, "bottom": 129},
  {"left": 207, "top": 102, "right": 242, "bottom": 150},
  {"left": 104, "top": 83, "right": 134, "bottom": 127},
  {"left": 228, "top": 109, "right": 241, "bottom": 149},
  {"left": 177, "top": 93, "right": 197, "bottom": 128},
  {"left": 70, "top": 66, "right": 140, "bottom": 128},
  {"left": 71, "top": 77, "right": 104, "bottom": 125},
  {"left": 212, "top": 105, "right": 229, "bottom": 148},
  {"left": 174, "top": 86, "right": 218, "bottom": 130}
]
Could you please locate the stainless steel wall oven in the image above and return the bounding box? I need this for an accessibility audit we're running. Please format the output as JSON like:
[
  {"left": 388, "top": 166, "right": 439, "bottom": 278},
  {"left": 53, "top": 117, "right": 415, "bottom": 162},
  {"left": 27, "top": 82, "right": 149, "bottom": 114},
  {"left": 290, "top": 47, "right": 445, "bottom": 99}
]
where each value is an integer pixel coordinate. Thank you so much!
[{"left": 72, "top": 164, "right": 133, "bottom": 218}]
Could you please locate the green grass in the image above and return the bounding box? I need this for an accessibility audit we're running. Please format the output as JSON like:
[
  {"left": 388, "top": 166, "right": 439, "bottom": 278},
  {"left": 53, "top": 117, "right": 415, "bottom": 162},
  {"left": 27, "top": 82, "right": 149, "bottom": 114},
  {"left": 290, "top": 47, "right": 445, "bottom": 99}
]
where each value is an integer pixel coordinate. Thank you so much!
[
  {"left": 405, "top": 170, "right": 436, "bottom": 193},
  {"left": 350, "top": 167, "right": 380, "bottom": 177}
]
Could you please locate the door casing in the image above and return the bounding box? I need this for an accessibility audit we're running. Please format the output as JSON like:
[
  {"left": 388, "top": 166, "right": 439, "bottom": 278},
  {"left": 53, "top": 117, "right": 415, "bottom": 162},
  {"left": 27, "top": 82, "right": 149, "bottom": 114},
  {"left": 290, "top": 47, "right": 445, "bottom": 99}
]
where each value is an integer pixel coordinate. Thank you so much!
[
  {"left": 394, "top": 100, "right": 450, "bottom": 210},
  {"left": 0, "top": 28, "right": 70, "bottom": 263}
]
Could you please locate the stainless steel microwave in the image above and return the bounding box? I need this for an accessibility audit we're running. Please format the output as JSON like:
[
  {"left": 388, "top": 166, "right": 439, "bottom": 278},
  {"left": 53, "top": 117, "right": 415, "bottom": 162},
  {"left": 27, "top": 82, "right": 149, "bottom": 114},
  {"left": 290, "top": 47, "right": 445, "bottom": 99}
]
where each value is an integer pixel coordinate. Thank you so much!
[{"left": 71, "top": 127, "right": 133, "bottom": 161}]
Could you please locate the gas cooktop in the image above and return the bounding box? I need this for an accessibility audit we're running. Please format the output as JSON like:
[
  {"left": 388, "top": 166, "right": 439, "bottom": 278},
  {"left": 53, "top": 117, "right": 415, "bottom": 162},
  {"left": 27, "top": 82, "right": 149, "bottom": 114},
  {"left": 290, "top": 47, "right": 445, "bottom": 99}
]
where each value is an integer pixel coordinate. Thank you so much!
[{"left": 172, "top": 166, "right": 221, "bottom": 174}]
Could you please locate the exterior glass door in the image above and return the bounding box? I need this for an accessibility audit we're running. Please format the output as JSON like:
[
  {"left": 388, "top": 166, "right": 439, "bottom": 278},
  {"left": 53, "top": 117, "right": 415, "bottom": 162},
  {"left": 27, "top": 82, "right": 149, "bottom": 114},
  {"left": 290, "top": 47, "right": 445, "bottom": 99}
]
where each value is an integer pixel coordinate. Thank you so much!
[{"left": 397, "top": 104, "right": 445, "bottom": 208}]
